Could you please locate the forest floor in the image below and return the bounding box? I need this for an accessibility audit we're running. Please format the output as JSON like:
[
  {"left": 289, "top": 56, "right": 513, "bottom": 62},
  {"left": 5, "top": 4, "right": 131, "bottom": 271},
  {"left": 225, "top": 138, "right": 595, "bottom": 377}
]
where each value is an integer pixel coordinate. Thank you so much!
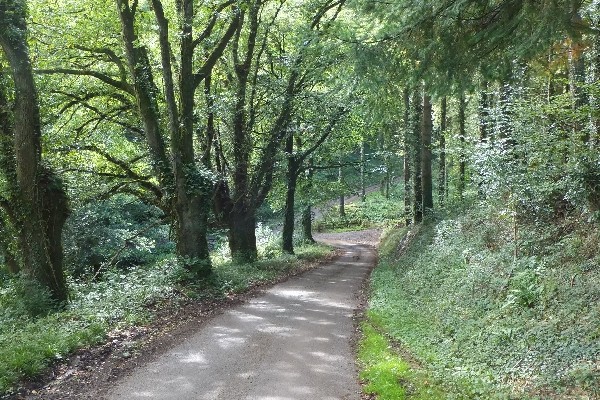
[{"left": 8, "top": 229, "right": 380, "bottom": 400}]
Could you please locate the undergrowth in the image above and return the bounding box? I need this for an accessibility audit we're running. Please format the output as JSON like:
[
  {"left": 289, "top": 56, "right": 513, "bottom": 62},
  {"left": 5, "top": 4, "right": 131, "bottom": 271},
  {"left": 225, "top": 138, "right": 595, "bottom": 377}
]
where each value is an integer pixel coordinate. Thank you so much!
[
  {"left": 363, "top": 205, "right": 600, "bottom": 399},
  {"left": 315, "top": 190, "right": 404, "bottom": 232},
  {"left": 0, "top": 240, "right": 331, "bottom": 396}
]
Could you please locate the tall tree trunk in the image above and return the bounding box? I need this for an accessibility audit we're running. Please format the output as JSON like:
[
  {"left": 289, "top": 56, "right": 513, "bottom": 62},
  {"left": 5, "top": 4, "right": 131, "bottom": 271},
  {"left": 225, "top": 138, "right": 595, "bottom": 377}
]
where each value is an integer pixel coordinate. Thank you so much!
[
  {"left": 547, "top": 46, "right": 556, "bottom": 103},
  {"left": 228, "top": 4, "right": 260, "bottom": 263},
  {"left": 421, "top": 91, "right": 433, "bottom": 215},
  {"left": 438, "top": 96, "right": 447, "bottom": 207},
  {"left": 403, "top": 88, "right": 412, "bottom": 225},
  {"left": 412, "top": 89, "right": 423, "bottom": 223},
  {"left": 0, "top": 66, "right": 18, "bottom": 275},
  {"left": 595, "top": 32, "right": 600, "bottom": 144},
  {"left": 458, "top": 93, "right": 467, "bottom": 200},
  {"left": 478, "top": 83, "right": 491, "bottom": 198},
  {"left": 282, "top": 133, "right": 297, "bottom": 254},
  {"left": 0, "top": 2, "right": 69, "bottom": 303},
  {"left": 118, "top": 0, "right": 212, "bottom": 275},
  {"left": 384, "top": 163, "right": 391, "bottom": 199},
  {"left": 158, "top": 0, "right": 211, "bottom": 275},
  {"left": 590, "top": 32, "right": 600, "bottom": 148},
  {"left": 301, "top": 205, "right": 315, "bottom": 243}
]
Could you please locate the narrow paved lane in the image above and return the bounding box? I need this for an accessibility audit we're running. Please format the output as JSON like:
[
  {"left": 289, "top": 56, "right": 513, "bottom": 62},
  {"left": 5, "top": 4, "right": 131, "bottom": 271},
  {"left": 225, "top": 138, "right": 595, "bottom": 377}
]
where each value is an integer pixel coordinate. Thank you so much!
[{"left": 106, "top": 235, "right": 377, "bottom": 400}]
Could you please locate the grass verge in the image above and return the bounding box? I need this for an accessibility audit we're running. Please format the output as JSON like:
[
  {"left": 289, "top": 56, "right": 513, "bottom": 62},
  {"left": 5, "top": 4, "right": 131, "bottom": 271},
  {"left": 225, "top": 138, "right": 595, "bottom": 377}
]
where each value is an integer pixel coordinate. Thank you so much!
[{"left": 358, "top": 321, "right": 446, "bottom": 400}]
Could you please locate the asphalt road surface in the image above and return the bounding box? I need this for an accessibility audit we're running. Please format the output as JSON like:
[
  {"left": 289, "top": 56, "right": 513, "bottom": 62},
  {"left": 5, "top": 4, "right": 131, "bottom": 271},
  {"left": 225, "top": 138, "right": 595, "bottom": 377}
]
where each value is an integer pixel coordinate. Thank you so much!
[{"left": 106, "top": 232, "right": 378, "bottom": 400}]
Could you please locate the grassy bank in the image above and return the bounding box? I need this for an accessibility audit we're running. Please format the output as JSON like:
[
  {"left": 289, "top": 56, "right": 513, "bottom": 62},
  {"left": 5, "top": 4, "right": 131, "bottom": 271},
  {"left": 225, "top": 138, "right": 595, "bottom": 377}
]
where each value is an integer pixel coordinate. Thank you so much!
[
  {"left": 0, "top": 243, "right": 331, "bottom": 396},
  {"left": 360, "top": 207, "right": 599, "bottom": 399}
]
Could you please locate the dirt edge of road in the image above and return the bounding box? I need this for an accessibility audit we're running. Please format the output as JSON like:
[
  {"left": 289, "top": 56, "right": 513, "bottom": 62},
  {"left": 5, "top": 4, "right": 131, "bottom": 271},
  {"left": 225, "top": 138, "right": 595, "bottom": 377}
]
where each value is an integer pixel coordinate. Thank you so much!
[
  {"left": 5, "top": 247, "right": 344, "bottom": 400},
  {"left": 8, "top": 228, "right": 382, "bottom": 400}
]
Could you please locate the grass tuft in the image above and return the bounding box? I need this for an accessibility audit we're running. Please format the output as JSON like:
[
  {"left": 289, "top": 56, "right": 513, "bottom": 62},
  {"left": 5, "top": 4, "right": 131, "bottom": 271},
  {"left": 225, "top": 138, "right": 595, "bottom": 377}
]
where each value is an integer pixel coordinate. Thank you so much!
[{"left": 358, "top": 321, "right": 446, "bottom": 400}]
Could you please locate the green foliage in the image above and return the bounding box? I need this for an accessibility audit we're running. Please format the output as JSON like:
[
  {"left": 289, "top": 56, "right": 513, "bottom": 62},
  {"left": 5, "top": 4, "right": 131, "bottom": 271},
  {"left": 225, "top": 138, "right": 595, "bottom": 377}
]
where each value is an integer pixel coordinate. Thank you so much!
[
  {"left": 63, "top": 195, "right": 172, "bottom": 278},
  {"left": 0, "top": 276, "right": 56, "bottom": 320},
  {"left": 364, "top": 208, "right": 600, "bottom": 398},
  {"left": 474, "top": 79, "right": 600, "bottom": 223},
  {"left": 0, "top": 258, "right": 178, "bottom": 394}
]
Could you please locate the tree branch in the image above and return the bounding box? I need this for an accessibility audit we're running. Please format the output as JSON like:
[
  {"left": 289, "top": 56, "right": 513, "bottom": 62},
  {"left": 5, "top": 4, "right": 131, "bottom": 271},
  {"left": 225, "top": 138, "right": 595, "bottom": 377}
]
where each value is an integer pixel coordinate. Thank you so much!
[
  {"left": 193, "top": 8, "right": 241, "bottom": 88},
  {"left": 36, "top": 68, "right": 134, "bottom": 94}
]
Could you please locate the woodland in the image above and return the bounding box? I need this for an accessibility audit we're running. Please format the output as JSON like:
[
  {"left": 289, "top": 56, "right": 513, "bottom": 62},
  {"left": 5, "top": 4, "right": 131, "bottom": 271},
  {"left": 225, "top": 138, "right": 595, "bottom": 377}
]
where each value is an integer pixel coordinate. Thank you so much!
[{"left": 0, "top": 0, "right": 599, "bottom": 398}]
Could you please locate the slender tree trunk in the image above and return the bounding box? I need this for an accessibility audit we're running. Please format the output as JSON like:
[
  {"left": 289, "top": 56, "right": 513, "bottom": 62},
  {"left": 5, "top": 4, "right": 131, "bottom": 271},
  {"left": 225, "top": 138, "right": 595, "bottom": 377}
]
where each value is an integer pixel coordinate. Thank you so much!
[
  {"left": 384, "top": 164, "right": 391, "bottom": 199},
  {"left": 301, "top": 159, "right": 316, "bottom": 243},
  {"left": 458, "top": 93, "right": 467, "bottom": 200},
  {"left": 595, "top": 32, "right": 600, "bottom": 144},
  {"left": 438, "top": 96, "right": 447, "bottom": 207},
  {"left": 0, "top": 2, "right": 69, "bottom": 303},
  {"left": 0, "top": 67, "right": 19, "bottom": 275},
  {"left": 282, "top": 134, "right": 297, "bottom": 254},
  {"left": 568, "top": 40, "right": 588, "bottom": 143},
  {"left": 338, "top": 164, "right": 345, "bottom": 217},
  {"left": 547, "top": 47, "right": 556, "bottom": 103},
  {"left": 403, "top": 88, "right": 412, "bottom": 225},
  {"left": 478, "top": 83, "right": 490, "bottom": 198},
  {"left": 421, "top": 91, "right": 433, "bottom": 215},
  {"left": 360, "top": 141, "right": 366, "bottom": 201},
  {"left": 479, "top": 81, "right": 490, "bottom": 141},
  {"left": 301, "top": 206, "right": 315, "bottom": 243},
  {"left": 412, "top": 89, "right": 423, "bottom": 223}
]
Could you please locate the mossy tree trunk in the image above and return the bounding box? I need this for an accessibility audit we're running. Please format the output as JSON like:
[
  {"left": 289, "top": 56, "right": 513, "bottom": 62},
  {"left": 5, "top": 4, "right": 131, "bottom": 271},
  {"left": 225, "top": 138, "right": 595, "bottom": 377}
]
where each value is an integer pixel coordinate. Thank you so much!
[
  {"left": 0, "top": 1, "right": 69, "bottom": 303},
  {"left": 282, "top": 134, "right": 299, "bottom": 254},
  {"left": 403, "top": 88, "right": 412, "bottom": 225},
  {"left": 116, "top": 0, "right": 238, "bottom": 274}
]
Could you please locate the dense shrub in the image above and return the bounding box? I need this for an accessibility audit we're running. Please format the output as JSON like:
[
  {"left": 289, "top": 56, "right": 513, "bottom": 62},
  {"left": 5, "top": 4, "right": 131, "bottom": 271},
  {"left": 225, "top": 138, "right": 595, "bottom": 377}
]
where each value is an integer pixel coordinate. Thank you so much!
[{"left": 63, "top": 195, "right": 173, "bottom": 278}]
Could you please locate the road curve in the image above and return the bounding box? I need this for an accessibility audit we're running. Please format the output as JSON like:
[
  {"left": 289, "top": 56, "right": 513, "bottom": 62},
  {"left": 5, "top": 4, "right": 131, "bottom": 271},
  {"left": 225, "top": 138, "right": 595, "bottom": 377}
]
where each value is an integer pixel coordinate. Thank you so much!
[{"left": 106, "top": 235, "right": 377, "bottom": 400}]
